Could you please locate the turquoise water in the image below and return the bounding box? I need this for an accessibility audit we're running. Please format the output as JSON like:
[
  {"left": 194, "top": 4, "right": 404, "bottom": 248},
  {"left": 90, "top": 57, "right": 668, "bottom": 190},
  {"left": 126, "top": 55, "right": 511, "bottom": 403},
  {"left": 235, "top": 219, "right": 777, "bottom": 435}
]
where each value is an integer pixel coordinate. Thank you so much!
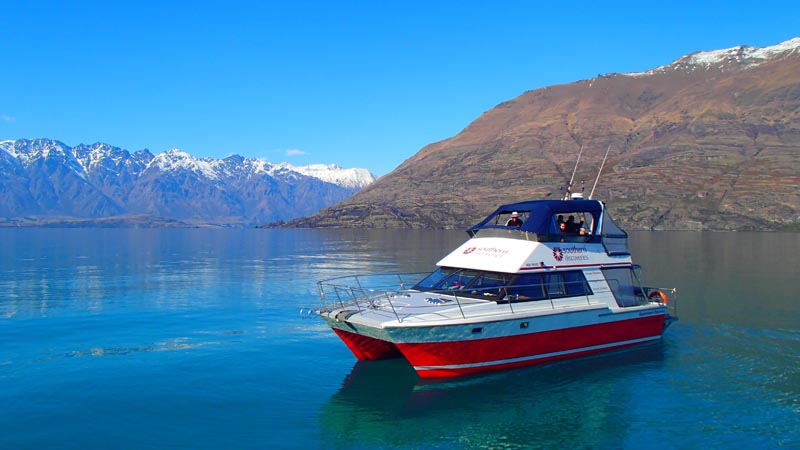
[{"left": 1, "top": 229, "right": 798, "bottom": 449}]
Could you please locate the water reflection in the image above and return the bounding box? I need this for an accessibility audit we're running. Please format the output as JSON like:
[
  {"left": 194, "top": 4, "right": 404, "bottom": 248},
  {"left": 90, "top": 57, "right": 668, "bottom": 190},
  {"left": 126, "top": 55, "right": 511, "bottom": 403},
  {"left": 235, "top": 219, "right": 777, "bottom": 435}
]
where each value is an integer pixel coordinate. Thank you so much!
[
  {"left": 629, "top": 231, "right": 800, "bottom": 329},
  {"left": 4, "top": 228, "right": 798, "bottom": 330},
  {"left": 2, "top": 228, "right": 799, "bottom": 448},
  {"left": 309, "top": 229, "right": 463, "bottom": 276},
  {"left": 320, "top": 344, "right": 667, "bottom": 448}
]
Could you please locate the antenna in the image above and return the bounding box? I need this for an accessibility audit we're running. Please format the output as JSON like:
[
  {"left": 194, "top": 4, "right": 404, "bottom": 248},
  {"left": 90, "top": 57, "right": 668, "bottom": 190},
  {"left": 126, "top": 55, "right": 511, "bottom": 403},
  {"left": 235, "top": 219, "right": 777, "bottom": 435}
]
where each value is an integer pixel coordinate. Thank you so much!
[
  {"left": 564, "top": 145, "right": 584, "bottom": 200},
  {"left": 589, "top": 145, "right": 611, "bottom": 199}
]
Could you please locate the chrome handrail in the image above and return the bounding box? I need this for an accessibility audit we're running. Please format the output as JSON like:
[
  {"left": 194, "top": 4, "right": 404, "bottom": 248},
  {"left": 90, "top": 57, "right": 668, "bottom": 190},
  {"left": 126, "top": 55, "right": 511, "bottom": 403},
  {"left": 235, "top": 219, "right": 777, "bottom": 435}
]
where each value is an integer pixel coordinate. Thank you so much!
[{"left": 317, "top": 273, "right": 609, "bottom": 322}]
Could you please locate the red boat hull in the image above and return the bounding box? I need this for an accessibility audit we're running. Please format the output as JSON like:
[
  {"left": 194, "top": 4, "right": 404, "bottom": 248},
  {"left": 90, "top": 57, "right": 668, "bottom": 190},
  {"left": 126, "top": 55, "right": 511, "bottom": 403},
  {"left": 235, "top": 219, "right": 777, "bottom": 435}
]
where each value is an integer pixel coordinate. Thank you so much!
[
  {"left": 332, "top": 328, "right": 402, "bottom": 360},
  {"left": 332, "top": 314, "right": 665, "bottom": 378}
]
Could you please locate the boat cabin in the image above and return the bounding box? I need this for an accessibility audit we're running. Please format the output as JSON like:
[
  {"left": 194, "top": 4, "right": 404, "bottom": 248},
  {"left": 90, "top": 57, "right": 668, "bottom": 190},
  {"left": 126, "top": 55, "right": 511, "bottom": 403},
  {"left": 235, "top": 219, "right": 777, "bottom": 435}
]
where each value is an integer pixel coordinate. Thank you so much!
[
  {"left": 467, "top": 199, "right": 630, "bottom": 256},
  {"left": 418, "top": 198, "right": 648, "bottom": 307}
]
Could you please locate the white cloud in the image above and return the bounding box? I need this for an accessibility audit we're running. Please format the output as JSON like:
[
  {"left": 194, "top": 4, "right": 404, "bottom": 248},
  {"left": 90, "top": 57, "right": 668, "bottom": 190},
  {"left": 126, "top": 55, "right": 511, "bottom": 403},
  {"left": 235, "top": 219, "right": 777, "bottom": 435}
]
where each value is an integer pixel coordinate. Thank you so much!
[
  {"left": 1, "top": 114, "right": 16, "bottom": 123},
  {"left": 285, "top": 148, "right": 308, "bottom": 156}
]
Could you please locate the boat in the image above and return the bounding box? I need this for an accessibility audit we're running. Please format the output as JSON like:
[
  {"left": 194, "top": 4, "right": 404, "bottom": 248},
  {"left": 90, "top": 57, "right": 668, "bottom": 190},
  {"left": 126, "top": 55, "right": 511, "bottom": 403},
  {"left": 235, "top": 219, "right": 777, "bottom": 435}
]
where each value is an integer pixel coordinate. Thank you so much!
[{"left": 315, "top": 177, "right": 677, "bottom": 378}]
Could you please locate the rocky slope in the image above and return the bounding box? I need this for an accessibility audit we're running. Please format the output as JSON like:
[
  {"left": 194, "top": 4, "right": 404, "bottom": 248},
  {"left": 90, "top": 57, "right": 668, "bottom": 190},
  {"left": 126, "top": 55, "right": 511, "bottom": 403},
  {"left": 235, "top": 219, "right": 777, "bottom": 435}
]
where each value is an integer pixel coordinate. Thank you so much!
[{"left": 285, "top": 38, "right": 800, "bottom": 231}]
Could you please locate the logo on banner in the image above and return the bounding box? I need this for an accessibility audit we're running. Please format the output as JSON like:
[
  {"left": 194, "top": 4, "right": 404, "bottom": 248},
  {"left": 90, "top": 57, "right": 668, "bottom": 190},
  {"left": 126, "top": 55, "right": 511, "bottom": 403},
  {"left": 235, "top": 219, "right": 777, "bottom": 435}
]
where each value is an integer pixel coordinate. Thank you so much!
[
  {"left": 553, "top": 245, "right": 589, "bottom": 262},
  {"left": 462, "top": 246, "right": 510, "bottom": 259}
]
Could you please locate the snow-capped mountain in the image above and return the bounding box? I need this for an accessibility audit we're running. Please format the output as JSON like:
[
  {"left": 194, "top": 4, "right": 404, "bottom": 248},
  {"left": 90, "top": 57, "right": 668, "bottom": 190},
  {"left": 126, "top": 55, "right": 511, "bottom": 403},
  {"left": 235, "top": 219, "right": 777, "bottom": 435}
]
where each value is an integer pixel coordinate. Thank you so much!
[
  {"left": 0, "top": 139, "right": 376, "bottom": 226},
  {"left": 625, "top": 37, "right": 800, "bottom": 76},
  {"left": 273, "top": 163, "right": 375, "bottom": 189}
]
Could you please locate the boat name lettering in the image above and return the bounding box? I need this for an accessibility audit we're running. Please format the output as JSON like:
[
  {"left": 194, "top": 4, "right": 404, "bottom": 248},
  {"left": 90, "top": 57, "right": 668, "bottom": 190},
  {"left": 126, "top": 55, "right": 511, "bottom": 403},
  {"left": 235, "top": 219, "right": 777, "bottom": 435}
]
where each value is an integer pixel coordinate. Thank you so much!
[
  {"left": 463, "top": 246, "right": 510, "bottom": 258},
  {"left": 552, "top": 246, "right": 589, "bottom": 262}
]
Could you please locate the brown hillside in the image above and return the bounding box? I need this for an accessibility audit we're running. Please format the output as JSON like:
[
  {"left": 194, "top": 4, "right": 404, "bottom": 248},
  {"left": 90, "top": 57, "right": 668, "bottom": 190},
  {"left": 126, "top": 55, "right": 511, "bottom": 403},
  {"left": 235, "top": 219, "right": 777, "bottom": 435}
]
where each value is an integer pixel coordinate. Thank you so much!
[{"left": 285, "top": 43, "right": 800, "bottom": 231}]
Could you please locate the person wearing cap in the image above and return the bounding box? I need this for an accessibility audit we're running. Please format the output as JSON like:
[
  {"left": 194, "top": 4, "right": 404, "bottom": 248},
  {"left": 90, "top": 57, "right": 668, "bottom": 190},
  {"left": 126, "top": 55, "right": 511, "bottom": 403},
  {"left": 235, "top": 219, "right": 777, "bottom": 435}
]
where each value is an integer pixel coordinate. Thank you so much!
[{"left": 505, "top": 212, "right": 523, "bottom": 227}]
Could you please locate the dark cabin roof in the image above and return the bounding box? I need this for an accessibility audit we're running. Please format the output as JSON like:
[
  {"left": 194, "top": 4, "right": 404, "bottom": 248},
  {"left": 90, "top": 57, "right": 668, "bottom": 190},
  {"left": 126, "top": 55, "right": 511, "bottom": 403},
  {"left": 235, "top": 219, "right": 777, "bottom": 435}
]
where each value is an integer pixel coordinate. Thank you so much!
[
  {"left": 468, "top": 199, "right": 605, "bottom": 235},
  {"left": 467, "top": 199, "right": 630, "bottom": 256}
]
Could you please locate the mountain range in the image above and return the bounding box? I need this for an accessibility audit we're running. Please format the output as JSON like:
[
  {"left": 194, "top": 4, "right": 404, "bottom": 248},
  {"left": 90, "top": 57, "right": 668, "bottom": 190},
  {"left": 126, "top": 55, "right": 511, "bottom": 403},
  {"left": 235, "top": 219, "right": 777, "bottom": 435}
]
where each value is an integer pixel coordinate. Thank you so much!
[
  {"left": 0, "top": 139, "right": 375, "bottom": 226},
  {"left": 285, "top": 37, "right": 800, "bottom": 231}
]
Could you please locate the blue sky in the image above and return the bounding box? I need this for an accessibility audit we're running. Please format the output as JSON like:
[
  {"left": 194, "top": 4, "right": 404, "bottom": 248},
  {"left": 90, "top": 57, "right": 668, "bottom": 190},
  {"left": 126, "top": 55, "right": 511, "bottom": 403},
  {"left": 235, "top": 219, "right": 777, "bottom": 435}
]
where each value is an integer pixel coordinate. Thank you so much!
[{"left": 2, "top": 1, "right": 798, "bottom": 176}]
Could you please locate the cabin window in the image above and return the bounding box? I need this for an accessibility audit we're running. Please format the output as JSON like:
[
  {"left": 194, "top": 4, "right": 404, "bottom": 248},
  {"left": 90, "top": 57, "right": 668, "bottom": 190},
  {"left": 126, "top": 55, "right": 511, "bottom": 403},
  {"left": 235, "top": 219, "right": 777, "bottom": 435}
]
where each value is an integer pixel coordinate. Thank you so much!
[
  {"left": 504, "top": 271, "right": 591, "bottom": 302},
  {"left": 545, "top": 271, "right": 592, "bottom": 299},
  {"left": 601, "top": 267, "right": 643, "bottom": 307},
  {"left": 495, "top": 210, "right": 530, "bottom": 227},
  {"left": 413, "top": 267, "right": 459, "bottom": 290},
  {"left": 414, "top": 267, "right": 481, "bottom": 292},
  {"left": 564, "top": 271, "right": 591, "bottom": 296},
  {"left": 465, "top": 272, "right": 513, "bottom": 297},
  {"left": 545, "top": 273, "right": 566, "bottom": 297},
  {"left": 552, "top": 212, "right": 594, "bottom": 235},
  {"left": 534, "top": 211, "right": 599, "bottom": 243},
  {"left": 416, "top": 269, "right": 592, "bottom": 302},
  {"left": 439, "top": 269, "right": 480, "bottom": 290},
  {"left": 505, "top": 273, "right": 545, "bottom": 300}
]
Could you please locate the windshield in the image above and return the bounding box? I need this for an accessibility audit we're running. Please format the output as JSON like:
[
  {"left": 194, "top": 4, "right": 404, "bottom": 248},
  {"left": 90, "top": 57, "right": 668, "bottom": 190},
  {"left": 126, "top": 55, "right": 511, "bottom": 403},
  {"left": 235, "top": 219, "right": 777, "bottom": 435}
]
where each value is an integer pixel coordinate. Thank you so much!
[
  {"left": 413, "top": 267, "right": 459, "bottom": 290},
  {"left": 412, "top": 267, "right": 480, "bottom": 291},
  {"left": 413, "top": 267, "right": 592, "bottom": 301}
]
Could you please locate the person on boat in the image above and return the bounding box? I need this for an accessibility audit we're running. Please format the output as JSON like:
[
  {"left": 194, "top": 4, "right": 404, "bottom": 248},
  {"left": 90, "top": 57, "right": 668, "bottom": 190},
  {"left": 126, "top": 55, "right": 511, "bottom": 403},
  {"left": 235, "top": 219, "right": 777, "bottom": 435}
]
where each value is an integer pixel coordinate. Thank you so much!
[
  {"left": 558, "top": 221, "right": 569, "bottom": 242},
  {"left": 565, "top": 215, "right": 577, "bottom": 232},
  {"left": 506, "top": 212, "right": 523, "bottom": 227}
]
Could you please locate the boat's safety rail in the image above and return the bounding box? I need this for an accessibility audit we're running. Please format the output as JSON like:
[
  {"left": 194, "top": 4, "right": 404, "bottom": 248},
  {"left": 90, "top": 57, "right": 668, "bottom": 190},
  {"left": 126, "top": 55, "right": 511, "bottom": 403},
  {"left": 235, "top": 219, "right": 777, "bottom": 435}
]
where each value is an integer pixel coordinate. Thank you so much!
[
  {"left": 318, "top": 273, "right": 616, "bottom": 323},
  {"left": 636, "top": 287, "right": 678, "bottom": 319},
  {"left": 317, "top": 272, "right": 430, "bottom": 314},
  {"left": 602, "top": 274, "right": 678, "bottom": 318},
  {"left": 643, "top": 286, "right": 678, "bottom": 318}
]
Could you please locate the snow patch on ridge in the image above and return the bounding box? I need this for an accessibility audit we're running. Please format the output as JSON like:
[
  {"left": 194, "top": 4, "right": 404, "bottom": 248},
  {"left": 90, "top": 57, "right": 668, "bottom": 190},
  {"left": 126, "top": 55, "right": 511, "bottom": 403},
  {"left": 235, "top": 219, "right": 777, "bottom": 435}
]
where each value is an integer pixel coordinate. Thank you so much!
[
  {"left": 275, "top": 162, "right": 375, "bottom": 188},
  {"left": 149, "top": 148, "right": 220, "bottom": 180},
  {"left": 0, "top": 140, "right": 18, "bottom": 160},
  {"left": 623, "top": 36, "right": 800, "bottom": 77}
]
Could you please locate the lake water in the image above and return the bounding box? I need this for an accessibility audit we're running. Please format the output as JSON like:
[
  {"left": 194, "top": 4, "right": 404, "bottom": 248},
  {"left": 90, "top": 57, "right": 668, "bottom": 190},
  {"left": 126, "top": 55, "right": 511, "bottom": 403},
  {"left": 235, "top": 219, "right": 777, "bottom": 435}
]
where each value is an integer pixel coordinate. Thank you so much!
[{"left": 1, "top": 228, "right": 798, "bottom": 449}]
